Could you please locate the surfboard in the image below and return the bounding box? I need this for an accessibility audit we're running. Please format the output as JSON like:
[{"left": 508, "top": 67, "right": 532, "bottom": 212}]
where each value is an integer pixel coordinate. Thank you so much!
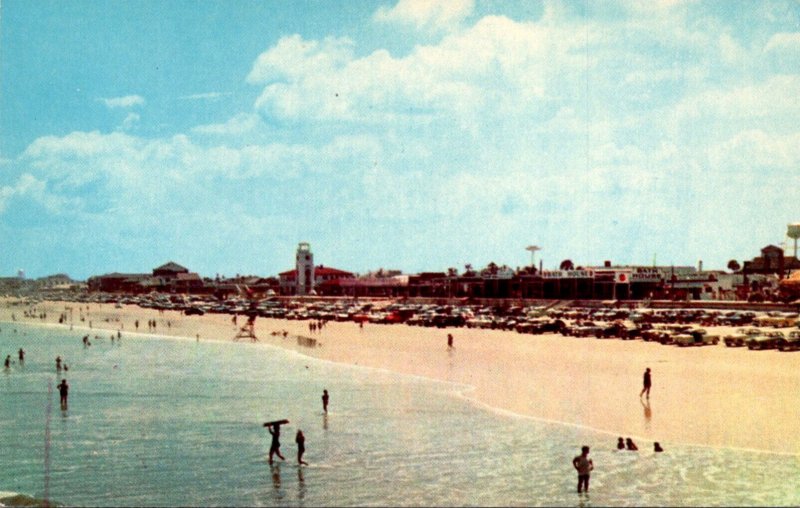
[{"left": 263, "top": 419, "right": 289, "bottom": 427}]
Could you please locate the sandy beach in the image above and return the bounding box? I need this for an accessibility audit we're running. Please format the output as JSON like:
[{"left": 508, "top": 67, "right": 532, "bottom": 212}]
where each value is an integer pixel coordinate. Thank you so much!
[{"left": 4, "top": 298, "right": 800, "bottom": 455}]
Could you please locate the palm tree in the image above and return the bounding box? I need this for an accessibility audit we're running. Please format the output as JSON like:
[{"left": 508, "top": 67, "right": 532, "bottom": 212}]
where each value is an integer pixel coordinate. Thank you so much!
[
  {"left": 464, "top": 263, "right": 476, "bottom": 277},
  {"left": 560, "top": 259, "right": 574, "bottom": 271},
  {"left": 727, "top": 260, "right": 741, "bottom": 272}
]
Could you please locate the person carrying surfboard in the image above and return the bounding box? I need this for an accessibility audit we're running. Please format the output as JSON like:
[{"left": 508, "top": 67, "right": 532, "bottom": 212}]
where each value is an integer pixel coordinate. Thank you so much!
[{"left": 268, "top": 423, "right": 286, "bottom": 464}]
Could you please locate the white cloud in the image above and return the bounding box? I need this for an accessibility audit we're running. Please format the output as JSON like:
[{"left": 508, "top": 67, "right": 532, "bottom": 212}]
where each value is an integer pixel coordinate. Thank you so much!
[
  {"left": 0, "top": 173, "right": 80, "bottom": 214},
  {"left": 179, "top": 92, "right": 230, "bottom": 101},
  {"left": 119, "top": 112, "right": 140, "bottom": 131},
  {"left": 374, "top": 0, "right": 474, "bottom": 32},
  {"left": 708, "top": 129, "right": 800, "bottom": 173},
  {"left": 98, "top": 95, "right": 146, "bottom": 108},
  {"left": 247, "top": 35, "right": 354, "bottom": 85},
  {"left": 192, "top": 113, "right": 262, "bottom": 136},
  {"left": 764, "top": 32, "right": 800, "bottom": 53},
  {"left": 675, "top": 75, "right": 800, "bottom": 124},
  {"left": 249, "top": 16, "right": 580, "bottom": 124}
]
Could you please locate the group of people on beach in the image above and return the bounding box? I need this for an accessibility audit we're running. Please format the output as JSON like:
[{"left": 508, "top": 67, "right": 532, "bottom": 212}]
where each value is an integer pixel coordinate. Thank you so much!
[
  {"left": 307, "top": 320, "right": 327, "bottom": 333},
  {"left": 572, "top": 367, "right": 664, "bottom": 494},
  {"left": 266, "top": 389, "right": 330, "bottom": 467},
  {"left": 4, "top": 348, "right": 25, "bottom": 369}
]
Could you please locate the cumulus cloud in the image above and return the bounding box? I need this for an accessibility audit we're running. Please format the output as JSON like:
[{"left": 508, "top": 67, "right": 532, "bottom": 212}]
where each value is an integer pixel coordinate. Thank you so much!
[
  {"left": 248, "top": 16, "right": 581, "bottom": 124},
  {"left": 373, "top": 0, "right": 474, "bottom": 32},
  {"left": 0, "top": 173, "right": 80, "bottom": 214},
  {"left": 98, "top": 95, "right": 146, "bottom": 108}
]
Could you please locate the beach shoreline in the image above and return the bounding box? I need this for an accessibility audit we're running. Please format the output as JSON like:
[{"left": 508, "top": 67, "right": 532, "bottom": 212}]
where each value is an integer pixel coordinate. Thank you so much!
[{"left": 4, "top": 298, "right": 800, "bottom": 455}]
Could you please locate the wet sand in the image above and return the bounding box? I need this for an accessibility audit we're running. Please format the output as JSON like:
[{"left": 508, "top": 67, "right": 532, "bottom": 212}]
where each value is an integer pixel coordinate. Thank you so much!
[{"left": 4, "top": 298, "right": 800, "bottom": 454}]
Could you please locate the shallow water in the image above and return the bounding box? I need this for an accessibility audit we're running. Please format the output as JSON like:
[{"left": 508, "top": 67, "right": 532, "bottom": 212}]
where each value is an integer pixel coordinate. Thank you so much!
[{"left": 1, "top": 323, "right": 799, "bottom": 506}]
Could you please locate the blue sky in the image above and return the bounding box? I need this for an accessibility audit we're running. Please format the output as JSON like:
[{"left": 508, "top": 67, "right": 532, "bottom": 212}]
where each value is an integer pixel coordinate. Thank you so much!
[{"left": 2, "top": 0, "right": 799, "bottom": 280}]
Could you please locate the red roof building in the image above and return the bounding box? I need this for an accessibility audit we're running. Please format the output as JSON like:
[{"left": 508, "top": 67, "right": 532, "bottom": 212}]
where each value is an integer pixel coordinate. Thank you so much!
[{"left": 278, "top": 265, "right": 355, "bottom": 295}]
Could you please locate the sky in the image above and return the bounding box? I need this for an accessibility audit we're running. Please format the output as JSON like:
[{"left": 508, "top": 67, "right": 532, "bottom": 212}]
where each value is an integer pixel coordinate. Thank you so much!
[{"left": 1, "top": 0, "right": 799, "bottom": 280}]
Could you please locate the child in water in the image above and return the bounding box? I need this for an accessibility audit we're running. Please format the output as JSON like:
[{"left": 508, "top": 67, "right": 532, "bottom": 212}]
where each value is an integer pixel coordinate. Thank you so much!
[{"left": 295, "top": 430, "right": 308, "bottom": 465}]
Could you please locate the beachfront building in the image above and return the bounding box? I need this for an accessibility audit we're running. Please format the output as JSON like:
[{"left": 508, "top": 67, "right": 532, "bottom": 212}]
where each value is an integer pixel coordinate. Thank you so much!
[
  {"left": 153, "top": 261, "right": 189, "bottom": 278},
  {"left": 742, "top": 245, "right": 800, "bottom": 281},
  {"left": 278, "top": 266, "right": 356, "bottom": 295},
  {"left": 277, "top": 243, "right": 358, "bottom": 296},
  {"left": 400, "top": 261, "right": 734, "bottom": 302},
  {"left": 319, "top": 275, "right": 408, "bottom": 297},
  {"left": 87, "top": 261, "right": 204, "bottom": 294}
]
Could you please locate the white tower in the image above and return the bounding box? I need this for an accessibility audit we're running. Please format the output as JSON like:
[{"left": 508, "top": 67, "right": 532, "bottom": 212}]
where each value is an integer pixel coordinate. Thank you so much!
[
  {"left": 788, "top": 223, "right": 800, "bottom": 258},
  {"left": 295, "top": 242, "right": 314, "bottom": 296}
]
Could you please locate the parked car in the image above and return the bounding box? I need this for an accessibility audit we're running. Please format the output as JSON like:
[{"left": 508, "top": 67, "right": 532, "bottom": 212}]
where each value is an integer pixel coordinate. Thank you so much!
[
  {"left": 753, "top": 314, "right": 798, "bottom": 328},
  {"left": 184, "top": 307, "right": 205, "bottom": 316},
  {"left": 746, "top": 331, "right": 785, "bottom": 350},
  {"left": 777, "top": 331, "right": 800, "bottom": 351},
  {"left": 673, "top": 328, "right": 720, "bottom": 347},
  {"left": 723, "top": 328, "right": 760, "bottom": 347}
]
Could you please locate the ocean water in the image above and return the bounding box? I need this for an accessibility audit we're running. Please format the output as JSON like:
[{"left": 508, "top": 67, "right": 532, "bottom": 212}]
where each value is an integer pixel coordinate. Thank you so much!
[{"left": 1, "top": 322, "right": 799, "bottom": 507}]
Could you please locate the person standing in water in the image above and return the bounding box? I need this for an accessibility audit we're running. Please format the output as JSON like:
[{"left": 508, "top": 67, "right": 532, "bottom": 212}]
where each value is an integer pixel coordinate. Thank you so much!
[
  {"left": 4, "top": 355, "right": 10, "bottom": 368},
  {"left": 268, "top": 423, "right": 285, "bottom": 464},
  {"left": 640, "top": 367, "right": 652, "bottom": 399},
  {"left": 295, "top": 430, "right": 308, "bottom": 465},
  {"left": 18, "top": 348, "right": 24, "bottom": 363},
  {"left": 322, "top": 389, "right": 329, "bottom": 414},
  {"left": 58, "top": 379, "right": 69, "bottom": 409},
  {"left": 572, "top": 446, "right": 594, "bottom": 494},
  {"left": 56, "top": 356, "right": 62, "bottom": 371}
]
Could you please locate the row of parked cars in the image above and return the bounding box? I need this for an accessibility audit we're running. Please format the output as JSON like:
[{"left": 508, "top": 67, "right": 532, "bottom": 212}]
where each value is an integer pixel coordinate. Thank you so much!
[
  {"left": 723, "top": 328, "right": 800, "bottom": 351},
  {"left": 39, "top": 293, "right": 800, "bottom": 351}
]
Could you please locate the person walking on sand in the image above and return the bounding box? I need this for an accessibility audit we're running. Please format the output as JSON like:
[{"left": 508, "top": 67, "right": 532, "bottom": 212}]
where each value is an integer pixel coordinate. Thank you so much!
[
  {"left": 447, "top": 333, "right": 453, "bottom": 349},
  {"left": 295, "top": 430, "right": 308, "bottom": 465},
  {"left": 322, "top": 389, "right": 329, "bottom": 414},
  {"left": 572, "top": 446, "right": 593, "bottom": 494},
  {"left": 268, "top": 423, "right": 285, "bottom": 464},
  {"left": 640, "top": 367, "right": 652, "bottom": 399},
  {"left": 58, "top": 379, "right": 69, "bottom": 408}
]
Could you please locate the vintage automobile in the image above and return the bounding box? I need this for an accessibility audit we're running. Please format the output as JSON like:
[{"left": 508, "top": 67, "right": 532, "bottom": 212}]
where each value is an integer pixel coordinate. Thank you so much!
[
  {"left": 723, "top": 328, "right": 761, "bottom": 347},
  {"left": 777, "top": 330, "right": 800, "bottom": 351},
  {"left": 673, "top": 328, "right": 720, "bottom": 347},
  {"left": 753, "top": 313, "right": 798, "bottom": 328},
  {"left": 746, "top": 331, "right": 786, "bottom": 350},
  {"left": 563, "top": 321, "right": 603, "bottom": 338}
]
